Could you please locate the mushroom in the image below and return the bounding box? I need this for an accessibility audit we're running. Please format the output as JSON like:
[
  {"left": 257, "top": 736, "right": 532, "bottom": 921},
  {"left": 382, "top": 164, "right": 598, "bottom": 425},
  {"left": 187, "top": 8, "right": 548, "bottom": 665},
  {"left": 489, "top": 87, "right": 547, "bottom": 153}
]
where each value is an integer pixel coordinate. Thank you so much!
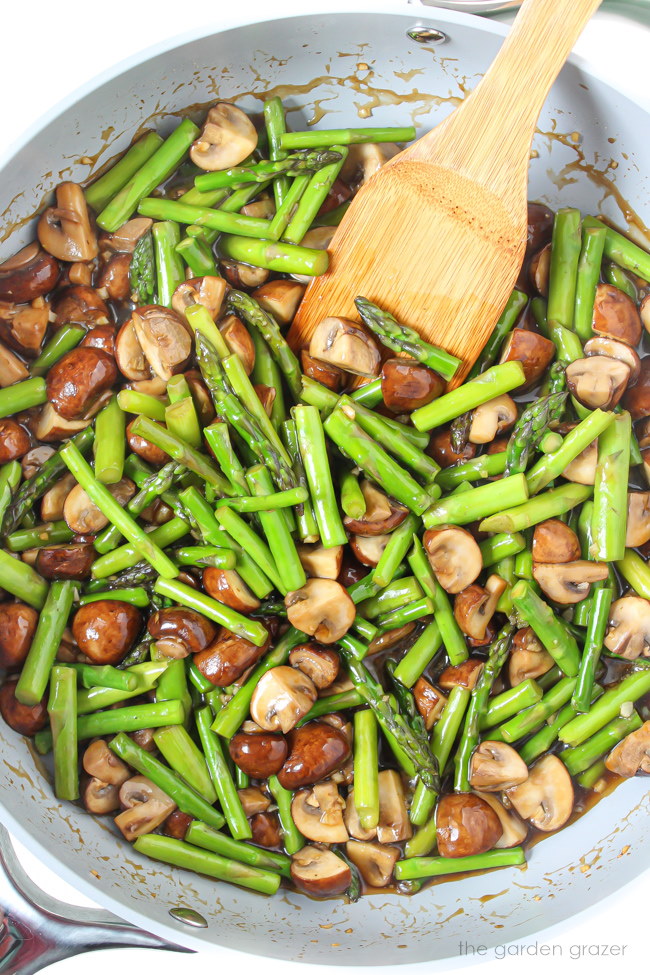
[
  {"left": 0, "top": 341, "right": 29, "bottom": 387},
  {"left": 288, "top": 227, "right": 335, "bottom": 284},
  {"left": 52, "top": 286, "right": 108, "bottom": 327},
  {"left": 529, "top": 242, "right": 550, "bottom": 295},
  {"left": 297, "top": 543, "right": 344, "bottom": 580},
  {"left": 194, "top": 628, "right": 271, "bottom": 686},
  {"left": 46, "top": 347, "right": 117, "bottom": 420},
  {"left": 229, "top": 732, "right": 288, "bottom": 778},
  {"left": 237, "top": 786, "right": 271, "bottom": 817},
  {"left": 184, "top": 370, "right": 215, "bottom": 426},
  {"left": 562, "top": 439, "right": 598, "bottom": 485},
  {"left": 41, "top": 472, "right": 76, "bottom": 521},
  {"left": 101, "top": 217, "right": 153, "bottom": 254},
  {"left": 343, "top": 788, "right": 377, "bottom": 841},
  {"left": 438, "top": 658, "right": 483, "bottom": 691},
  {"left": 20, "top": 445, "right": 55, "bottom": 480},
  {"left": 367, "top": 623, "right": 416, "bottom": 656},
  {"left": 468, "top": 394, "right": 518, "bottom": 444},
  {"left": 508, "top": 627, "right": 554, "bottom": 686},
  {"left": 114, "top": 775, "right": 176, "bottom": 841},
  {"left": 454, "top": 575, "right": 508, "bottom": 640},
  {"left": 436, "top": 793, "right": 503, "bottom": 857},
  {"left": 525, "top": 202, "right": 554, "bottom": 257},
  {"left": 532, "top": 560, "right": 609, "bottom": 604},
  {"left": 82, "top": 739, "right": 130, "bottom": 786},
  {"left": 241, "top": 197, "right": 276, "bottom": 219},
  {"left": 254, "top": 383, "right": 276, "bottom": 417},
  {"left": 349, "top": 533, "right": 389, "bottom": 567},
  {"left": 339, "top": 142, "right": 399, "bottom": 187},
  {"left": 218, "top": 315, "right": 256, "bottom": 375},
  {"left": 605, "top": 720, "right": 650, "bottom": 776},
  {"left": 0, "top": 298, "right": 50, "bottom": 356},
  {"left": 413, "top": 677, "right": 447, "bottom": 730},
  {"left": 37, "top": 182, "right": 98, "bottom": 262},
  {"left": 0, "top": 419, "right": 30, "bottom": 464},
  {"left": 289, "top": 643, "right": 340, "bottom": 690},
  {"left": 499, "top": 329, "right": 555, "bottom": 390},
  {"left": 96, "top": 253, "right": 132, "bottom": 302},
  {"left": 126, "top": 418, "right": 169, "bottom": 466},
  {"left": 0, "top": 678, "right": 48, "bottom": 736},
  {"left": 474, "top": 792, "right": 528, "bottom": 848},
  {"left": 376, "top": 770, "right": 411, "bottom": 843},
  {"left": 626, "top": 492, "right": 650, "bottom": 547},
  {"left": 506, "top": 754, "right": 574, "bottom": 832},
  {"left": 172, "top": 276, "right": 227, "bottom": 322},
  {"left": 345, "top": 841, "right": 400, "bottom": 888},
  {"left": 278, "top": 722, "right": 351, "bottom": 789},
  {"left": 290, "top": 782, "right": 349, "bottom": 844},
  {"left": 201, "top": 567, "right": 260, "bottom": 613},
  {"left": 344, "top": 480, "right": 408, "bottom": 536},
  {"left": 115, "top": 320, "right": 151, "bottom": 381},
  {"left": 147, "top": 607, "right": 217, "bottom": 659},
  {"left": 72, "top": 600, "right": 142, "bottom": 665},
  {"left": 532, "top": 519, "right": 581, "bottom": 563},
  {"left": 624, "top": 356, "right": 650, "bottom": 421},
  {"left": 285, "top": 579, "right": 355, "bottom": 644},
  {"left": 81, "top": 777, "right": 121, "bottom": 815},
  {"left": 63, "top": 477, "right": 135, "bottom": 535},
  {"left": 131, "top": 305, "right": 191, "bottom": 381},
  {"left": 0, "top": 603, "right": 38, "bottom": 669},
  {"left": 163, "top": 810, "right": 194, "bottom": 840},
  {"left": 565, "top": 355, "right": 631, "bottom": 411},
  {"left": 190, "top": 103, "right": 257, "bottom": 171},
  {"left": 220, "top": 260, "right": 270, "bottom": 290},
  {"left": 592, "top": 283, "right": 642, "bottom": 346},
  {"left": 603, "top": 596, "right": 650, "bottom": 659},
  {"left": 584, "top": 336, "right": 641, "bottom": 384},
  {"left": 0, "top": 243, "right": 60, "bottom": 302},
  {"left": 309, "top": 317, "right": 381, "bottom": 377},
  {"left": 36, "top": 403, "right": 92, "bottom": 443},
  {"left": 300, "top": 350, "right": 344, "bottom": 392},
  {"left": 250, "top": 666, "right": 318, "bottom": 733},
  {"left": 290, "top": 845, "right": 351, "bottom": 898},
  {"left": 35, "top": 544, "right": 95, "bottom": 581},
  {"left": 250, "top": 811, "right": 282, "bottom": 848},
  {"left": 251, "top": 280, "right": 305, "bottom": 326},
  {"left": 428, "top": 426, "right": 477, "bottom": 467},
  {"left": 380, "top": 359, "right": 444, "bottom": 413},
  {"left": 423, "top": 525, "right": 483, "bottom": 593},
  {"left": 469, "top": 741, "right": 529, "bottom": 792}
]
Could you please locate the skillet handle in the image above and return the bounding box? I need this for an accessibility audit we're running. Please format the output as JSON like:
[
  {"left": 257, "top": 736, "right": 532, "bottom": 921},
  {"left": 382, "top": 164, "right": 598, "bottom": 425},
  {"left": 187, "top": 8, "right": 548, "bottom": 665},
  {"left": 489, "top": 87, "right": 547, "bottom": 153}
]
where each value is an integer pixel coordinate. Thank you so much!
[{"left": 0, "top": 825, "right": 186, "bottom": 975}]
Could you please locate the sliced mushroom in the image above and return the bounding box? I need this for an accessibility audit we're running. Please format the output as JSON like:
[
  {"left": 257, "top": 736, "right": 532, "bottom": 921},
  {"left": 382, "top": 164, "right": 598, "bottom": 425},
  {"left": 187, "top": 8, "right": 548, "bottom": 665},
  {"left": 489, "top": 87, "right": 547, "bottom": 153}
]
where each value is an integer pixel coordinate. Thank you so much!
[
  {"left": 532, "top": 560, "right": 608, "bottom": 604},
  {"left": 532, "top": 519, "right": 581, "bottom": 564},
  {"left": 0, "top": 419, "right": 30, "bottom": 464},
  {"left": 250, "top": 811, "right": 282, "bottom": 848},
  {"left": 562, "top": 439, "right": 598, "bottom": 485},
  {"left": 37, "top": 182, "right": 98, "bottom": 262},
  {"left": 423, "top": 525, "right": 483, "bottom": 593},
  {"left": 218, "top": 315, "right": 255, "bottom": 375},
  {"left": 81, "top": 324, "right": 117, "bottom": 358},
  {"left": 0, "top": 243, "right": 60, "bottom": 303},
  {"left": 367, "top": 623, "right": 416, "bottom": 656},
  {"left": 566, "top": 355, "right": 631, "bottom": 411},
  {"left": 163, "top": 809, "right": 194, "bottom": 841},
  {"left": 605, "top": 720, "right": 650, "bottom": 776},
  {"left": 290, "top": 845, "right": 351, "bottom": 898},
  {"left": 436, "top": 793, "right": 502, "bottom": 857},
  {"left": 0, "top": 341, "right": 29, "bottom": 387},
  {"left": 0, "top": 603, "right": 38, "bottom": 669},
  {"left": 115, "top": 775, "right": 176, "bottom": 841},
  {"left": 349, "top": 533, "right": 389, "bottom": 567},
  {"left": 343, "top": 788, "right": 377, "bottom": 841},
  {"left": 36, "top": 403, "right": 92, "bottom": 444},
  {"left": 506, "top": 754, "right": 573, "bottom": 832},
  {"left": 438, "top": 658, "right": 483, "bottom": 691},
  {"left": 172, "top": 276, "right": 227, "bottom": 322},
  {"left": 81, "top": 777, "right": 121, "bottom": 814},
  {"left": 194, "top": 628, "right": 271, "bottom": 686},
  {"left": 297, "top": 542, "right": 343, "bottom": 580},
  {"left": 229, "top": 732, "right": 288, "bottom": 779},
  {"left": 469, "top": 394, "right": 517, "bottom": 444},
  {"left": 52, "top": 285, "right": 108, "bottom": 327},
  {"left": 72, "top": 601, "right": 142, "bottom": 665},
  {"left": 413, "top": 677, "right": 447, "bottom": 730},
  {"left": 289, "top": 644, "right": 340, "bottom": 690},
  {"left": 300, "top": 350, "right": 344, "bottom": 391},
  {"left": 46, "top": 347, "right": 117, "bottom": 421},
  {"left": 131, "top": 305, "right": 191, "bottom": 381},
  {"left": 250, "top": 666, "right": 317, "bottom": 733},
  {"left": 592, "top": 283, "right": 642, "bottom": 346},
  {"left": 376, "top": 770, "right": 411, "bottom": 844},
  {"left": 253, "top": 382, "right": 276, "bottom": 417},
  {"left": 508, "top": 626, "right": 554, "bottom": 686},
  {"left": 21, "top": 445, "right": 55, "bottom": 480},
  {"left": 0, "top": 298, "right": 50, "bottom": 356},
  {"left": 291, "top": 782, "right": 349, "bottom": 844},
  {"left": 285, "top": 579, "right": 355, "bottom": 644},
  {"left": 100, "top": 217, "right": 153, "bottom": 254},
  {"left": 96, "top": 253, "right": 131, "bottom": 301},
  {"left": 529, "top": 242, "right": 550, "bottom": 295},
  {"left": 339, "top": 142, "right": 399, "bottom": 187},
  {"left": 238, "top": 786, "right": 271, "bottom": 817},
  {"left": 626, "top": 492, "right": 650, "bottom": 547},
  {"left": 147, "top": 607, "right": 217, "bottom": 659},
  {"left": 241, "top": 196, "right": 276, "bottom": 219},
  {"left": 469, "top": 741, "right": 529, "bottom": 792},
  {"left": 499, "top": 329, "right": 555, "bottom": 390},
  {"left": 474, "top": 792, "right": 528, "bottom": 848},
  {"left": 343, "top": 480, "right": 408, "bottom": 536},
  {"left": 584, "top": 336, "right": 641, "bottom": 383},
  {"left": 126, "top": 418, "right": 169, "bottom": 466},
  {"left": 191, "top": 103, "right": 257, "bottom": 171},
  {"left": 202, "top": 567, "right": 260, "bottom": 613},
  {"left": 251, "top": 280, "right": 305, "bottom": 326},
  {"left": 220, "top": 260, "right": 270, "bottom": 290},
  {"left": 380, "top": 359, "right": 444, "bottom": 413},
  {"left": 40, "top": 472, "right": 76, "bottom": 522},
  {"left": 82, "top": 739, "right": 130, "bottom": 786},
  {"left": 115, "top": 319, "right": 151, "bottom": 381},
  {"left": 0, "top": 679, "right": 48, "bottom": 736},
  {"left": 345, "top": 841, "right": 400, "bottom": 888},
  {"left": 603, "top": 596, "right": 650, "bottom": 659},
  {"left": 454, "top": 575, "right": 508, "bottom": 640},
  {"left": 279, "top": 721, "right": 351, "bottom": 789},
  {"left": 309, "top": 317, "right": 381, "bottom": 377},
  {"left": 63, "top": 477, "right": 135, "bottom": 534}
]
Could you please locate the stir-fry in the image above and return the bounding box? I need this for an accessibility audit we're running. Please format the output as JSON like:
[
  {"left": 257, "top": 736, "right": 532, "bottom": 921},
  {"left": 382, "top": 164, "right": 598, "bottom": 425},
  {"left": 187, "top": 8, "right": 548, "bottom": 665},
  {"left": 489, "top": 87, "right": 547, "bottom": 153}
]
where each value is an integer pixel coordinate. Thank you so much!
[{"left": 0, "top": 98, "right": 649, "bottom": 900}]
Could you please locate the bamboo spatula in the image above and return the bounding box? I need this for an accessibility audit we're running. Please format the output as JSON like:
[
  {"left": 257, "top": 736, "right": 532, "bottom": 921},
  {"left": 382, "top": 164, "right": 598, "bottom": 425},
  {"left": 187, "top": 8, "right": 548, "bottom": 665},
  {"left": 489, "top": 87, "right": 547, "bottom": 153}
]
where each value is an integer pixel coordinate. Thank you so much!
[{"left": 288, "top": 0, "right": 602, "bottom": 384}]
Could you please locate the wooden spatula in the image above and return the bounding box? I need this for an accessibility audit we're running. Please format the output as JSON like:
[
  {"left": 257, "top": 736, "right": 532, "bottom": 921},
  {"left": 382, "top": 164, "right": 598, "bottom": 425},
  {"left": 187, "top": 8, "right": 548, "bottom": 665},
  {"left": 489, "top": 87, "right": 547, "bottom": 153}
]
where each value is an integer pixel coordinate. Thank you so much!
[{"left": 288, "top": 0, "right": 602, "bottom": 384}]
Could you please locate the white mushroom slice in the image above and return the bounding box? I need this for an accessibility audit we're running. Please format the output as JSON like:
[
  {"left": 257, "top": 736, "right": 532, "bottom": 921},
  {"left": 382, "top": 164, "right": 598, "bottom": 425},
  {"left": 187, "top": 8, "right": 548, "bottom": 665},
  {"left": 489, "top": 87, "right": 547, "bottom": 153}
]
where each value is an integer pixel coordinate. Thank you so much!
[
  {"left": 63, "top": 478, "right": 135, "bottom": 535},
  {"left": 190, "top": 103, "right": 258, "bottom": 172},
  {"left": 237, "top": 786, "right": 271, "bottom": 817},
  {"left": 127, "top": 376, "right": 168, "bottom": 397},
  {"left": 423, "top": 525, "right": 483, "bottom": 593},
  {"left": 453, "top": 575, "right": 507, "bottom": 640},
  {"left": 350, "top": 533, "right": 389, "bottom": 567},
  {"left": 529, "top": 242, "right": 550, "bottom": 295},
  {"left": 469, "top": 741, "right": 529, "bottom": 792},
  {"left": 377, "top": 770, "right": 412, "bottom": 843},
  {"left": 82, "top": 739, "right": 130, "bottom": 786},
  {"left": 41, "top": 472, "right": 77, "bottom": 521},
  {"left": 469, "top": 394, "right": 517, "bottom": 444},
  {"left": 474, "top": 792, "right": 528, "bottom": 848},
  {"left": 290, "top": 845, "right": 351, "bottom": 897},
  {"left": 605, "top": 720, "right": 650, "bottom": 776},
  {"left": 36, "top": 403, "right": 91, "bottom": 443},
  {"left": 562, "top": 440, "right": 598, "bottom": 485},
  {"left": 339, "top": 142, "right": 399, "bottom": 187},
  {"left": 584, "top": 336, "right": 641, "bottom": 383},
  {"left": 506, "top": 754, "right": 574, "bottom": 832},
  {"left": 131, "top": 305, "right": 191, "bottom": 381},
  {"left": 0, "top": 341, "right": 29, "bottom": 387},
  {"left": 309, "top": 317, "right": 381, "bottom": 377},
  {"left": 532, "top": 560, "right": 609, "bottom": 605},
  {"left": 114, "top": 775, "right": 176, "bottom": 840},
  {"left": 249, "top": 665, "right": 317, "bottom": 733},
  {"left": 625, "top": 492, "right": 650, "bottom": 547},
  {"left": 413, "top": 677, "right": 447, "bottom": 730},
  {"left": 172, "top": 276, "right": 227, "bottom": 321},
  {"left": 290, "top": 782, "right": 349, "bottom": 843},
  {"left": 604, "top": 596, "right": 650, "bottom": 659},
  {"left": 252, "top": 280, "right": 306, "bottom": 326},
  {"left": 565, "top": 355, "right": 631, "bottom": 410},
  {"left": 343, "top": 788, "right": 377, "bottom": 841},
  {"left": 508, "top": 627, "right": 554, "bottom": 686},
  {"left": 37, "top": 182, "right": 98, "bottom": 262},
  {"left": 218, "top": 315, "right": 256, "bottom": 375},
  {"left": 345, "top": 841, "right": 400, "bottom": 887},
  {"left": 285, "top": 579, "right": 355, "bottom": 644},
  {"left": 367, "top": 623, "right": 416, "bottom": 656},
  {"left": 297, "top": 542, "right": 344, "bottom": 580},
  {"left": 115, "top": 320, "right": 151, "bottom": 381},
  {"left": 344, "top": 480, "right": 407, "bottom": 536}
]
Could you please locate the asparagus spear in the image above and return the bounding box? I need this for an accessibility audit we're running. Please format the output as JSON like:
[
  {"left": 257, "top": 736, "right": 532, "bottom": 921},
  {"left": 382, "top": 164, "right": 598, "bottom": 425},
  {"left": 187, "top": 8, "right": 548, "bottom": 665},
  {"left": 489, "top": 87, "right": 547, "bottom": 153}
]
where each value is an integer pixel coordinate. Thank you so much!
[
  {"left": 227, "top": 291, "right": 302, "bottom": 401},
  {"left": 547, "top": 208, "right": 582, "bottom": 331},
  {"left": 152, "top": 220, "right": 184, "bottom": 307},
  {"left": 128, "top": 414, "right": 233, "bottom": 496},
  {"left": 219, "top": 235, "right": 329, "bottom": 276},
  {"left": 245, "top": 464, "right": 306, "bottom": 592},
  {"left": 264, "top": 96, "right": 290, "bottom": 208},
  {"left": 153, "top": 725, "right": 217, "bottom": 804},
  {"left": 194, "top": 149, "right": 343, "bottom": 191},
  {"left": 561, "top": 712, "right": 643, "bottom": 776},
  {"left": 591, "top": 411, "right": 631, "bottom": 561},
  {"left": 353, "top": 709, "right": 380, "bottom": 830},
  {"left": 85, "top": 132, "right": 163, "bottom": 212},
  {"left": 424, "top": 474, "right": 529, "bottom": 528},
  {"left": 268, "top": 775, "right": 305, "bottom": 855},
  {"left": 525, "top": 408, "right": 612, "bottom": 494},
  {"left": 280, "top": 419, "right": 320, "bottom": 543},
  {"left": 573, "top": 225, "right": 607, "bottom": 342},
  {"left": 511, "top": 579, "right": 581, "bottom": 676},
  {"left": 30, "top": 324, "right": 85, "bottom": 377},
  {"left": 616, "top": 548, "right": 650, "bottom": 599},
  {"left": 186, "top": 821, "right": 289, "bottom": 876},
  {"left": 48, "top": 666, "right": 78, "bottom": 801},
  {"left": 153, "top": 577, "right": 269, "bottom": 646},
  {"left": 15, "top": 581, "right": 75, "bottom": 705},
  {"left": 138, "top": 197, "right": 274, "bottom": 239},
  {"left": 436, "top": 452, "right": 507, "bottom": 491},
  {"left": 195, "top": 707, "right": 251, "bottom": 841},
  {"left": 582, "top": 215, "right": 650, "bottom": 281},
  {"left": 395, "top": 848, "right": 525, "bottom": 881},
  {"left": 408, "top": 537, "right": 468, "bottom": 665},
  {"left": 293, "top": 405, "right": 347, "bottom": 547},
  {"left": 479, "top": 482, "right": 592, "bottom": 534},
  {"left": 0, "top": 377, "right": 47, "bottom": 418},
  {"left": 413, "top": 361, "right": 526, "bottom": 432},
  {"left": 283, "top": 146, "right": 348, "bottom": 244},
  {"left": 504, "top": 391, "right": 568, "bottom": 476},
  {"left": 280, "top": 126, "right": 416, "bottom": 149},
  {"left": 559, "top": 669, "right": 650, "bottom": 746},
  {"left": 94, "top": 395, "right": 126, "bottom": 485}
]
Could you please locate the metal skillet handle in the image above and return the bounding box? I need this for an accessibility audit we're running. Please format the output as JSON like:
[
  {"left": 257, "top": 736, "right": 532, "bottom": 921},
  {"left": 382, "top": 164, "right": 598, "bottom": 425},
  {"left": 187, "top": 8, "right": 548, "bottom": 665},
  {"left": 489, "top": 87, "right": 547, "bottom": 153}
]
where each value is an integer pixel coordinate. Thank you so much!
[{"left": 0, "top": 825, "right": 185, "bottom": 975}]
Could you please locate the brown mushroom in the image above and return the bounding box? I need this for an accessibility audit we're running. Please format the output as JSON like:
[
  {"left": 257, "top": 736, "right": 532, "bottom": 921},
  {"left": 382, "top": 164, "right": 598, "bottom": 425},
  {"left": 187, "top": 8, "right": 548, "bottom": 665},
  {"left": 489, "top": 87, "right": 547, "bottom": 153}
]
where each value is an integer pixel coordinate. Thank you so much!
[
  {"left": 80, "top": 324, "right": 116, "bottom": 358},
  {"left": 349, "top": 533, "right": 389, "bottom": 567},
  {"left": 63, "top": 477, "right": 135, "bottom": 535},
  {"left": 532, "top": 519, "right": 581, "bottom": 563},
  {"left": 250, "top": 666, "right": 318, "bottom": 734},
  {"left": 529, "top": 242, "right": 550, "bottom": 295},
  {"left": 438, "top": 658, "right": 483, "bottom": 691},
  {"left": 201, "top": 567, "right": 260, "bottom": 613},
  {"left": 82, "top": 739, "right": 130, "bottom": 786},
  {"left": 289, "top": 644, "right": 340, "bottom": 691},
  {"left": 101, "top": 218, "right": 153, "bottom": 254},
  {"left": 562, "top": 439, "right": 598, "bottom": 485},
  {"left": 413, "top": 677, "right": 447, "bottom": 730},
  {"left": 0, "top": 419, "right": 30, "bottom": 463},
  {"left": 343, "top": 788, "right": 377, "bottom": 841},
  {"left": 566, "top": 355, "right": 630, "bottom": 411},
  {"left": 278, "top": 722, "right": 351, "bottom": 789},
  {"left": 346, "top": 841, "right": 401, "bottom": 888},
  {"left": 81, "top": 777, "right": 121, "bottom": 815},
  {"left": 34, "top": 543, "right": 95, "bottom": 581},
  {"left": 427, "top": 427, "right": 477, "bottom": 468},
  {"left": 183, "top": 370, "right": 215, "bottom": 426},
  {"left": 114, "top": 775, "right": 176, "bottom": 840},
  {"left": 0, "top": 679, "right": 48, "bottom": 736},
  {"left": 72, "top": 600, "right": 142, "bottom": 665},
  {"left": 229, "top": 732, "right": 288, "bottom": 778},
  {"left": 344, "top": 480, "right": 408, "bottom": 536},
  {"left": 469, "top": 741, "right": 529, "bottom": 792},
  {"left": 285, "top": 579, "right": 355, "bottom": 644},
  {"left": 508, "top": 627, "right": 554, "bottom": 686},
  {"left": 237, "top": 786, "right": 271, "bottom": 817},
  {"left": 290, "top": 782, "right": 349, "bottom": 843},
  {"left": 436, "top": 793, "right": 503, "bottom": 857},
  {"left": 251, "top": 280, "right": 305, "bottom": 326},
  {"left": 0, "top": 243, "right": 60, "bottom": 303},
  {"left": 605, "top": 720, "right": 650, "bottom": 776},
  {"left": 296, "top": 543, "right": 343, "bottom": 580},
  {"left": 603, "top": 596, "right": 650, "bottom": 659},
  {"left": 0, "top": 603, "right": 38, "bottom": 669},
  {"left": 35, "top": 403, "right": 92, "bottom": 444},
  {"left": 40, "top": 472, "right": 76, "bottom": 522},
  {"left": 499, "top": 329, "right": 555, "bottom": 390},
  {"left": 290, "top": 845, "right": 351, "bottom": 898},
  {"left": 380, "top": 359, "right": 444, "bottom": 413},
  {"left": 163, "top": 809, "right": 194, "bottom": 840},
  {"left": 252, "top": 383, "right": 276, "bottom": 418},
  {"left": 172, "top": 276, "right": 227, "bottom": 322},
  {"left": 241, "top": 197, "right": 276, "bottom": 220},
  {"left": 217, "top": 315, "right": 255, "bottom": 375},
  {"left": 367, "top": 623, "right": 416, "bottom": 656},
  {"left": 220, "top": 260, "right": 270, "bottom": 290},
  {"left": 592, "top": 283, "right": 642, "bottom": 346},
  {"left": 96, "top": 253, "right": 132, "bottom": 302},
  {"left": 194, "top": 628, "right": 271, "bottom": 686},
  {"left": 0, "top": 298, "right": 50, "bottom": 356},
  {"left": 147, "top": 607, "right": 217, "bottom": 659},
  {"left": 51, "top": 286, "right": 108, "bottom": 327},
  {"left": 300, "top": 350, "right": 344, "bottom": 391},
  {"left": 469, "top": 395, "right": 517, "bottom": 444},
  {"left": 126, "top": 418, "right": 169, "bottom": 466},
  {"left": 474, "top": 792, "right": 528, "bottom": 848},
  {"left": 506, "top": 754, "right": 573, "bottom": 831},
  {"left": 20, "top": 445, "right": 55, "bottom": 480},
  {"left": 309, "top": 317, "right": 381, "bottom": 377},
  {"left": 190, "top": 104, "right": 257, "bottom": 171},
  {"left": 624, "top": 357, "right": 650, "bottom": 421},
  {"left": 250, "top": 811, "right": 282, "bottom": 848},
  {"left": 584, "top": 336, "right": 641, "bottom": 383},
  {"left": 115, "top": 320, "right": 150, "bottom": 381},
  {"left": 423, "top": 525, "right": 483, "bottom": 593},
  {"left": 626, "top": 492, "right": 650, "bottom": 547},
  {"left": 131, "top": 305, "right": 191, "bottom": 381},
  {"left": 0, "top": 341, "right": 29, "bottom": 387},
  {"left": 532, "top": 560, "right": 608, "bottom": 604},
  {"left": 454, "top": 575, "right": 508, "bottom": 640},
  {"left": 37, "top": 182, "right": 98, "bottom": 262},
  {"left": 376, "top": 770, "right": 411, "bottom": 843},
  {"left": 46, "top": 347, "right": 117, "bottom": 420}
]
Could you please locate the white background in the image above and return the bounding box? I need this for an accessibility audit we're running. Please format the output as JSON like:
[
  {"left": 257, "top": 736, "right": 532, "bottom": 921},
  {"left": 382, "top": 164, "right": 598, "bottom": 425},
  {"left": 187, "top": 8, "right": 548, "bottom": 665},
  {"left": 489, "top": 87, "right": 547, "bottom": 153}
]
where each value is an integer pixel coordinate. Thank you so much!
[{"left": 1, "top": 1, "right": 649, "bottom": 973}]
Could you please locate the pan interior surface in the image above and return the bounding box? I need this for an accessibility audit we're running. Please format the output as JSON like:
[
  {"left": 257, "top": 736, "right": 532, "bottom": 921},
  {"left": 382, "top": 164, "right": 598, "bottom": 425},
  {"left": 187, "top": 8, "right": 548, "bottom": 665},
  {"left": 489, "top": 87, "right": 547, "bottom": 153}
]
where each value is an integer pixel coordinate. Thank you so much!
[{"left": 0, "top": 8, "right": 648, "bottom": 965}]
